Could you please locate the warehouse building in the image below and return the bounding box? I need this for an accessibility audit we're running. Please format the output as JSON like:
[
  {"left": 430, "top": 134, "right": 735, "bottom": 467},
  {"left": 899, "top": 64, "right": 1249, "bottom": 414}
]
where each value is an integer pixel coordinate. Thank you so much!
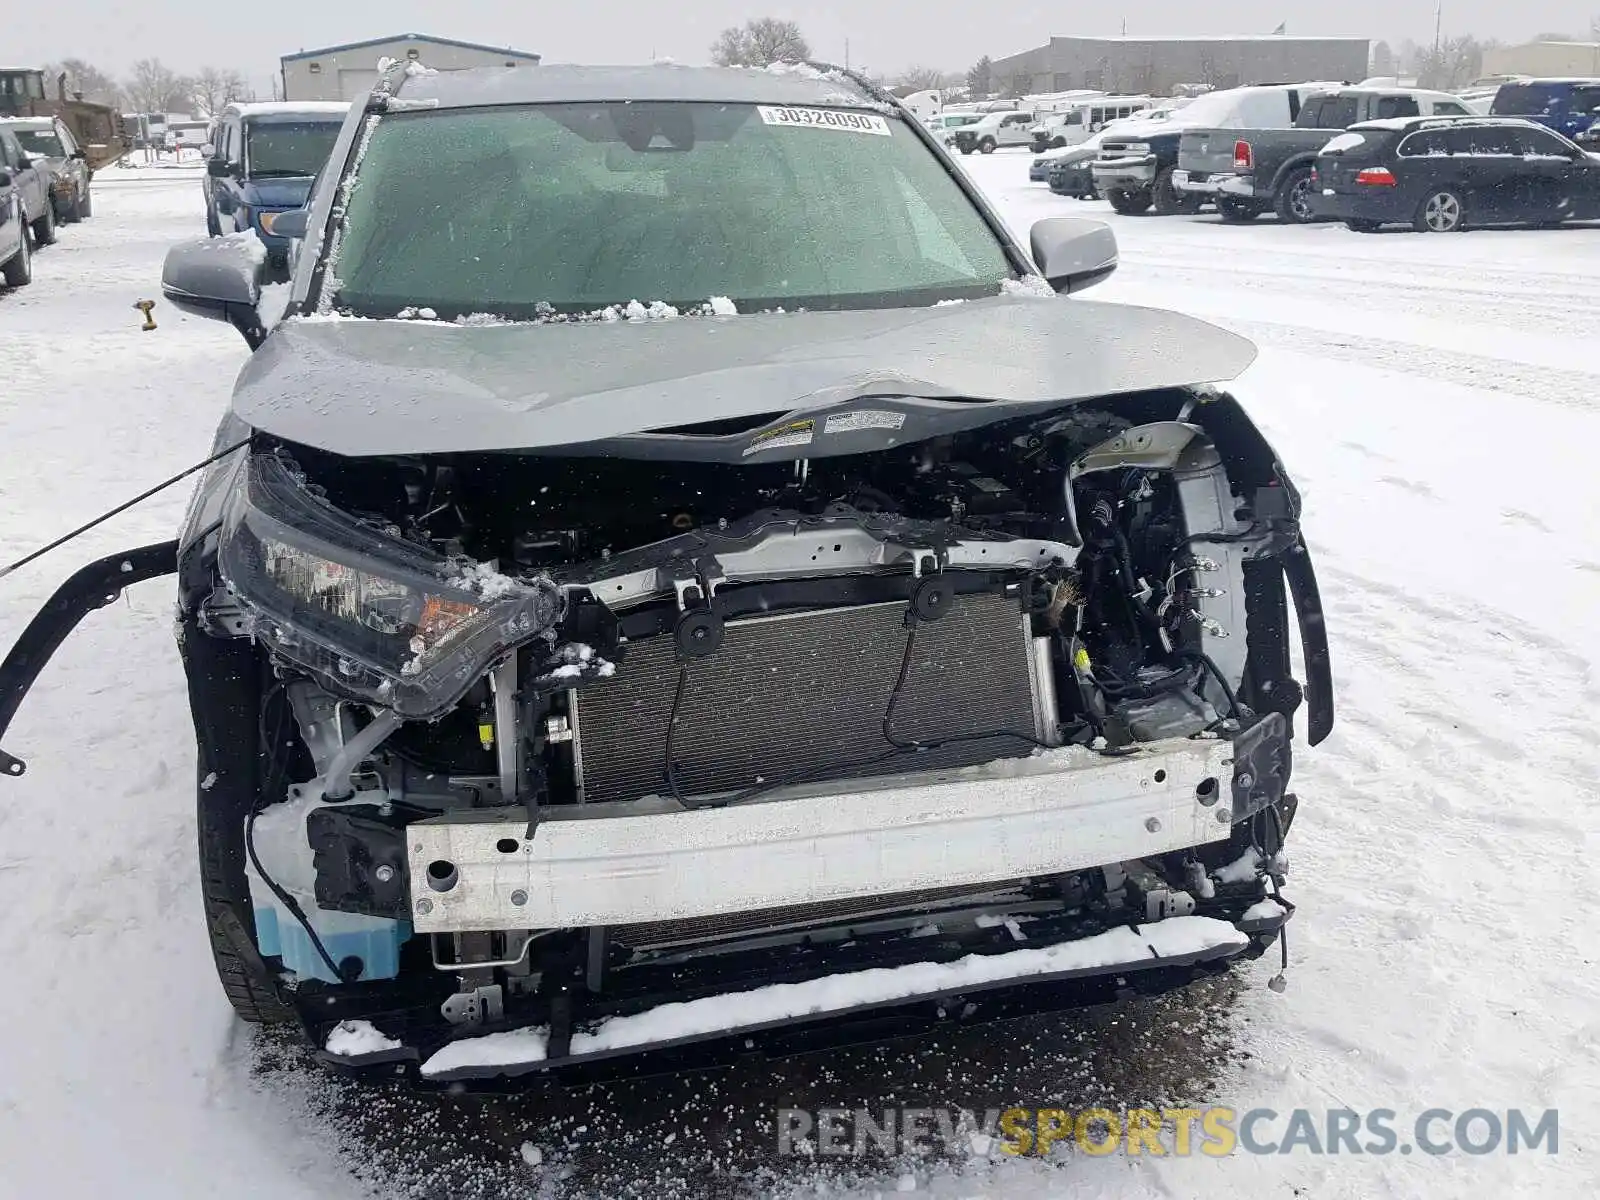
[
  {"left": 1480, "top": 41, "right": 1600, "bottom": 79},
  {"left": 281, "top": 33, "right": 541, "bottom": 102},
  {"left": 990, "top": 35, "right": 1370, "bottom": 97}
]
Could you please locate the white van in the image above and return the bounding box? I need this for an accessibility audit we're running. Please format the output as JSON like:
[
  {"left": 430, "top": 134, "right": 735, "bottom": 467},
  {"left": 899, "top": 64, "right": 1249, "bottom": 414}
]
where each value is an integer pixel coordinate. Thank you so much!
[{"left": 1029, "top": 96, "right": 1157, "bottom": 150}]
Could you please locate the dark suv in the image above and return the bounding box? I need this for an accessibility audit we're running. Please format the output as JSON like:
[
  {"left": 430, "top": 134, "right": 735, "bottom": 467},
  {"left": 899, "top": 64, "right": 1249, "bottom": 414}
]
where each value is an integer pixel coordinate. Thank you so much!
[
  {"left": 1490, "top": 78, "right": 1600, "bottom": 141},
  {"left": 1311, "top": 116, "right": 1600, "bottom": 231}
]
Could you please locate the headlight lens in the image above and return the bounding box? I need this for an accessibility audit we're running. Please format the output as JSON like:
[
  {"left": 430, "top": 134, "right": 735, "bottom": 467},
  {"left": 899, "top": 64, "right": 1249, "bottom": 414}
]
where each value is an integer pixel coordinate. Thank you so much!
[
  {"left": 218, "top": 452, "right": 563, "bottom": 718},
  {"left": 257, "top": 210, "right": 279, "bottom": 234}
]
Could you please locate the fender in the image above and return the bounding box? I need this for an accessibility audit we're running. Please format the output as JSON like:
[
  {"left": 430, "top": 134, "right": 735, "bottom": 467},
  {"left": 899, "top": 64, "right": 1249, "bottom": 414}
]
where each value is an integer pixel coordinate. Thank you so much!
[
  {"left": 1270, "top": 152, "right": 1319, "bottom": 194},
  {"left": 0, "top": 541, "right": 178, "bottom": 778}
]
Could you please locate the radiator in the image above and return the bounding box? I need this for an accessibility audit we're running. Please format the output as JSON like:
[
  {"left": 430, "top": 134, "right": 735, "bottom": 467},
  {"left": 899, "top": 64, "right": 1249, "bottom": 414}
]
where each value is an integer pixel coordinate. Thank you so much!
[{"left": 570, "top": 592, "right": 1046, "bottom": 807}]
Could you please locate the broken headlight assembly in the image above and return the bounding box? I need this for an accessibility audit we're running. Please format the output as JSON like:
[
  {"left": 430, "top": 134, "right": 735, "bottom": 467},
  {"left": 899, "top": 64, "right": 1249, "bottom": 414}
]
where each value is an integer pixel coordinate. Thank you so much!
[{"left": 216, "top": 452, "right": 563, "bottom": 718}]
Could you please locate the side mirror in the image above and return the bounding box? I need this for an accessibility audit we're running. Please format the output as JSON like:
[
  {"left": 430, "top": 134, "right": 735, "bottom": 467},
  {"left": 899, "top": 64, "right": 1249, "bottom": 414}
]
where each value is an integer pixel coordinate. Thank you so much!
[
  {"left": 1028, "top": 217, "right": 1118, "bottom": 294},
  {"left": 70, "top": 149, "right": 86, "bottom": 161},
  {"left": 15, "top": 155, "right": 32, "bottom": 170},
  {"left": 161, "top": 235, "right": 267, "bottom": 349},
  {"left": 201, "top": 143, "right": 216, "bottom": 158},
  {"left": 0, "top": 170, "right": 11, "bottom": 188},
  {"left": 207, "top": 159, "right": 234, "bottom": 178},
  {"left": 271, "top": 207, "right": 309, "bottom": 240}
]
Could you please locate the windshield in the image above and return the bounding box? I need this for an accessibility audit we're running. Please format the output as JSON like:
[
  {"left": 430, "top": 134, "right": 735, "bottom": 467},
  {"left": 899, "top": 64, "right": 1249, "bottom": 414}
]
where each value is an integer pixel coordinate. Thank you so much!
[
  {"left": 1491, "top": 84, "right": 1592, "bottom": 116},
  {"left": 245, "top": 120, "right": 343, "bottom": 177},
  {"left": 14, "top": 127, "right": 65, "bottom": 156},
  {"left": 328, "top": 102, "right": 1015, "bottom": 319}
]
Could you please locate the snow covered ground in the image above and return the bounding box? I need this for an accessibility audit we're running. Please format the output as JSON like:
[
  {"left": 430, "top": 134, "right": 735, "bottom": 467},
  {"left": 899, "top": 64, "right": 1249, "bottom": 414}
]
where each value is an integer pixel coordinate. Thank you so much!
[{"left": 1, "top": 157, "right": 1597, "bottom": 1199}]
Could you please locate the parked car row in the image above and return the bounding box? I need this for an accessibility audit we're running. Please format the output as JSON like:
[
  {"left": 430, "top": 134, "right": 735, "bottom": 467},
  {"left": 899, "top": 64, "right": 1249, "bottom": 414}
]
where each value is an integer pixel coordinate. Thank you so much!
[
  {"left": 0, "top": 115, "right": 95, "bottom": 289},
  {"left": 1023, "top": 77, "right": 1600, "bottom": 234}
]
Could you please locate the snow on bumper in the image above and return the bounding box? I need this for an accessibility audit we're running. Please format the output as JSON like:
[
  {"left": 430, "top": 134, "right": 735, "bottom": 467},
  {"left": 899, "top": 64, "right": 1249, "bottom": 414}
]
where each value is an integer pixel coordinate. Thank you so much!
[
  {"left": 407, "top": 736, "right": 1238, "bottom": 933},
  {"left": 416, "top": 914, "right": 1252, "bottom": 1080},
  {"left": 1172, "top": 170, "right": 1258, "bottom": 198}
]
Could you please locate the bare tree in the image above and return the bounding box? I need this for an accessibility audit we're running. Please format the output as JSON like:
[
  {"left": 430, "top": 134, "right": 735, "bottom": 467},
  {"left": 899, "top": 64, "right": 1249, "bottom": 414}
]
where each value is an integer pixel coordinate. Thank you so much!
[
  {"left": 193, "top": 67, "right": 248, "bottom": 116},
  {"left": 710, "top": 18, "right": 810, "bottom": 68},
  {"left": 125, "top": 58, "right": 194, "bottom": 115},
  {"left": 44, "top": 58, "right": 123, "bottom": 106},
  {"left": 1414, "top": 36, "right": 1489, "bottom": 90},
  {"left": 965, "top": 56, "right": 993, "bottom": 97},
  {"left": 897, "top": 65, "right": 947, "bottom": 92}
]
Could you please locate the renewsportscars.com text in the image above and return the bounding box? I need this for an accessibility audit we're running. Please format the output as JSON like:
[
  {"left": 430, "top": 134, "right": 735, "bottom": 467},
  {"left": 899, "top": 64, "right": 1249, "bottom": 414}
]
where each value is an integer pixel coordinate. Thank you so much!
[{"left": 776, "top": 1106, "right": 1559, "bottom": 1158}]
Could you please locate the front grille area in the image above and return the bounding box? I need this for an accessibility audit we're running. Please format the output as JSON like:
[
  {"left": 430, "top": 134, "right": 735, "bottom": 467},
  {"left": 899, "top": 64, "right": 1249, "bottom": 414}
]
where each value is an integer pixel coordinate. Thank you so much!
[
  {"left": 615, "top": 880, "right": 1036, "bottom": 951},
  {"left": 571, "top": 592, "right": 1040, "bottom": 807}
]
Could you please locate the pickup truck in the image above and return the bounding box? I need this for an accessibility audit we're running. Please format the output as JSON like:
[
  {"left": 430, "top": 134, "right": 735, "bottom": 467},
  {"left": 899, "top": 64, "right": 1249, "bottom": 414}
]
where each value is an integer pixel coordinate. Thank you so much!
[
  {"left": 1091, "top": 84, "right": 1333, "bottom": 216},
  {"left": 1174, "top": 87, "right": 1475, "bottom": 222}
]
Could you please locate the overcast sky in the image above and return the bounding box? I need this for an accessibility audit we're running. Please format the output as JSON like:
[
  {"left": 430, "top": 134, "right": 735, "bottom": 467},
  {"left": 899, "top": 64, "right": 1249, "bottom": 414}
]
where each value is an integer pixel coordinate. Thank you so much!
[{"left": 15, "top": 1, "right": 1600, "bottom": 92}]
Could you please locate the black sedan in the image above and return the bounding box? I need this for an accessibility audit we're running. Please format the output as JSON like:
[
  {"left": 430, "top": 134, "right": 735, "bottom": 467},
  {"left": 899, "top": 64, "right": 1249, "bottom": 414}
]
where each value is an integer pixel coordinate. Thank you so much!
[{"left": 1310, "top": 116, "right": 1600, "bottom": 232}]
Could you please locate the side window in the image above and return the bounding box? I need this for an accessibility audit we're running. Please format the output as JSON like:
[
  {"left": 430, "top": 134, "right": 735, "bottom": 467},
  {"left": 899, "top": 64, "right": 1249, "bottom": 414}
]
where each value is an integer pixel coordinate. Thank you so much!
[
  {"left": 1573, "top": 86, "right": 1600, "bottom": 116},
  {"left": 0, "top": 134, "right": 14, "bottom": 169},
  {"left": 1511, "top": 127, "right": 1576, "bottom": 158},
  {"left": 1376, "top": 96, "right": 1421, "bottom": 120},
  {"left": 56, "top": 122, "right": 78, "bottom": 155},
  {"left": 1321, "top": 95, "right": 1360, "bottom": 128},
  {"left": 1447, "top": 126, "right": 1512, "bottom": 156},
  {"left": 1398, "top": 130, "right": 1449, "bottom": 157},
  {"left": 1430, "top": 101, "right": 1469, "bottom": 116},
  {"left": 1297, "top": 97, "right": 1327, "bottom": 128},
  {"left": 1090, "top": 107, "right": 1106, "bottom": 127}
]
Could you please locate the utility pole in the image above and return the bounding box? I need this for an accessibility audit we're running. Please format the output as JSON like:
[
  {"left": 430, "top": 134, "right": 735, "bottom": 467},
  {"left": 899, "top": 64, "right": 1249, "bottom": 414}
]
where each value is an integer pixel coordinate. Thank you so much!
[
  {"left": 1433, "top": 1, "right": 1442, "bottom": 54},
  {"left": 845, "top": 38, "right": 851, "bottom": 70}
]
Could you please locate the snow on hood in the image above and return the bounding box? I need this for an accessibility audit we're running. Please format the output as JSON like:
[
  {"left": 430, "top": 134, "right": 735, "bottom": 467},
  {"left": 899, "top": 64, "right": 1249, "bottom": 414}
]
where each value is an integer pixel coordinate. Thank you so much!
[{"left": 231, "top": 296, "right": 1256, "bottom": 458}]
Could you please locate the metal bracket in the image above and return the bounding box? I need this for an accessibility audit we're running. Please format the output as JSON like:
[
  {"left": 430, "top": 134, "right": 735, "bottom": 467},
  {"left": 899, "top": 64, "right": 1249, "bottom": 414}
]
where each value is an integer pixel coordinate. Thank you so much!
[{"left": 441, "top": 984, "right": 505, "bottom": 1028}]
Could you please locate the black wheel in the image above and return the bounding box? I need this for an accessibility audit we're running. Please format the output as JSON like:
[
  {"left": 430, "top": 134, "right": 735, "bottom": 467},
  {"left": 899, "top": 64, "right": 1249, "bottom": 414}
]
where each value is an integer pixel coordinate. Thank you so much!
[
  {"left": 76, "top": 187, "right": 92, "bottom": 220},
  {"left": 59, "top": 192, "right": 82, "bottom": 224},
  {"left": 1107, "top": 187, "right": 1152, "bottom": 215},
  {"left": 1274, "top": 167, "right": 1316, "bottom": 224},
  {"left": 1414, "top": 189, "right": 1465, "bottom": 232},
  {"left": 206, "top": 203, "right": 222, "bottom": 236},
  {"left": 30, "top": 203, "right": 57, "bottom": 246},
  {"left": 1152, "top": 166, "right": 1201, "bottom": 214},
  {"left": 189, "top": 638, "right": 293, "bottom": 1025},
  {"left": 959, "top": 145, "right": 974, "bottom": 156},
  {"left": 1216, "top": 197, "right": 1261, "bottom": 223},
  {"left": 978, "top": 137, "right": 997, "bottom": 154},
  {"left": 1, "top": 210, "right": 32, "bottom": 288},
  {"left": 1345, "top": 218, "right": 1380, "bottom": 233}
]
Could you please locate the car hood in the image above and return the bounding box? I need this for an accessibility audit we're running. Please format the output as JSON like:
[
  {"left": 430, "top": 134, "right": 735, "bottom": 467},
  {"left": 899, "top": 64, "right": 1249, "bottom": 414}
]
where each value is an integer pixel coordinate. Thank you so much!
[
  {"left": 232, "top": 297, "right": 1257, "bottom": 459},
  {"left": 240, "top": 177, "right": 315, "bottom": 208}
]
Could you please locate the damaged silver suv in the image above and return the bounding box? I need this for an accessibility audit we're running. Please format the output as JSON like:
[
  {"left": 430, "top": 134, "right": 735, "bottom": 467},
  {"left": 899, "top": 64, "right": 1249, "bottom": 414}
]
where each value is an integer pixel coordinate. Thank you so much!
[{"left": 0, "top": 63, "right": 1332, "bottom": 1083}]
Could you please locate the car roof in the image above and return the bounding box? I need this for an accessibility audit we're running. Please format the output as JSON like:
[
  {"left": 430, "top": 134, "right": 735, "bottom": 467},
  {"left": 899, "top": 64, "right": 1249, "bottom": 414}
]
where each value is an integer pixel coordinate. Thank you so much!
[
  {"left": 224, "top": 101, "right": 352, "bottom": 119},
  {"left": 0, "top": 116, "right": 56, "bottom": 129},
  {"left": 1351, "top": 114, "right": 1546, "bottom": 132},
  {"left": 392, "top": 62, "right": 886, "bottom": 111}
]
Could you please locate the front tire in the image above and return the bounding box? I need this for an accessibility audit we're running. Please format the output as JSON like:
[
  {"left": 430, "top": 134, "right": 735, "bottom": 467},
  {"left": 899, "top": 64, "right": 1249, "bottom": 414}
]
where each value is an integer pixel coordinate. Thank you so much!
[
  {"left": 979, "top": 137, "right": 997, "bottom": 155},
  {"left": 1274, "top": 167, "right": 1316, "bottom": 224},
  {"left": 30, "top": 203, "right": 57, "bottom": 246},
  {"left": 2, "top": 215, "right": 32, "bottom": 288},
  {"left": 77, "top": 187, "right": 92, "bottom": 220},
  {"left": 1107, "top": 187, "right": 1153, "bottom": 215},
  {"left": 1415, "top": 189, "right": 1465, "bottom": 232}
]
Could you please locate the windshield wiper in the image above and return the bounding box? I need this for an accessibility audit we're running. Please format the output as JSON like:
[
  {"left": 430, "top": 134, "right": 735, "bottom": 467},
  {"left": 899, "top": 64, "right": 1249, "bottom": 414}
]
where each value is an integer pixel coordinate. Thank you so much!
[{"left": 248, "top": 169, "right": 312, "bottom": 179}]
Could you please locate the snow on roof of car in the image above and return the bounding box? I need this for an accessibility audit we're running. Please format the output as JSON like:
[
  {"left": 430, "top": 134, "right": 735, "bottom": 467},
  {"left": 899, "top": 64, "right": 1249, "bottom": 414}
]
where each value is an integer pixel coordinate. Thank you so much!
[
  {"left": 0, "top": 116, "right": 54, "bottom": 128},
  {"left": 224, "top": 101, "right": 352, "bottom": 119},
  {"left": 1352, "top": 114, "right": 1544, "bottom": 131},
  {"left": 393, "top": 63, "right": 883, "bottom": 111}
]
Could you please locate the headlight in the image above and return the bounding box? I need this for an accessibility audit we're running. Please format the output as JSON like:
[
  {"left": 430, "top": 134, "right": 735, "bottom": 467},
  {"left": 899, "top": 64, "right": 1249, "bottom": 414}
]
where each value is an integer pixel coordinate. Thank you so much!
[
  {"left": 258, "top": 210, "right": 279, "bottom": 234},
  {"left": 218, "top": 452, "right": 563, "bottom": 718}
]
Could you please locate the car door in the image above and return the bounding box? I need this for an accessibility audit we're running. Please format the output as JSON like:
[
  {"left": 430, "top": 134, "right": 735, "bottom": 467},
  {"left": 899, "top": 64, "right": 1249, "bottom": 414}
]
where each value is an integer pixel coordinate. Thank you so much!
[
  {"left": 1000, "top": 113, "right": 1033, "bottom": 146},
  {"left": 1505, "top": 125, "right": 1589, "bottom": 224},
  {"left": 0, "top": 130, "right": 47, "bottom": 221},
  {"left": 1445, "top": 124, "right": 1520, "bottom": 223},
  {"left": 215, "top": 118, "right": 243, "bottom": 226},
  {"left": 0, "top": 143, "right": 22, "bottom": 259}
]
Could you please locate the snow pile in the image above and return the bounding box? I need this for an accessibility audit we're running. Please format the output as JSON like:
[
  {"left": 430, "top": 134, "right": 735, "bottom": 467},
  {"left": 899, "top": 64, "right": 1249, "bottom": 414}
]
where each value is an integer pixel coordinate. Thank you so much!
[
  {"left": 395, "top": 305, "right": 437, "bottom": 321},
  {"left": 541, "top": 642, "right": 617, "bottom": 681},
  {"left": 323, "top": 1019, "right": 401, "bottom": 1057},
  {"left": 1000, "top": 275, "right": 1057, "bottom": 299},
  {"left": 420, "top": 916, "right": 1248, "bottom": 1075},
  {"left": 445, "top": 559, "right": 522, "bottom": 600}
]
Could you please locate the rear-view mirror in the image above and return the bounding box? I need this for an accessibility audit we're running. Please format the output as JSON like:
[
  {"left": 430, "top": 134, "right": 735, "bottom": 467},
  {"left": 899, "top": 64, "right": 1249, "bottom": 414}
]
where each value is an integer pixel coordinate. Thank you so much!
[
  {"left": 1028, "top": 217, "right": 1119, "bottom": 294},
  {"left": 0, "top": 171, "right": 11, "bottom": 188},
  {"left": 270, "top": 208, "right": 310, "bottom": 240},
  {"left": 161, "top": 236, "right": 267, "bottom": 349}
]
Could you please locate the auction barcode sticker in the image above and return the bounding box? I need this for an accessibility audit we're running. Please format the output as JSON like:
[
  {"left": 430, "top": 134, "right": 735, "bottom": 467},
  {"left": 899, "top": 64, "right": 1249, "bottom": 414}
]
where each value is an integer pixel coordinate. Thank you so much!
[{"left": 757, "top": 106, "right": 892, "bottom": 136}]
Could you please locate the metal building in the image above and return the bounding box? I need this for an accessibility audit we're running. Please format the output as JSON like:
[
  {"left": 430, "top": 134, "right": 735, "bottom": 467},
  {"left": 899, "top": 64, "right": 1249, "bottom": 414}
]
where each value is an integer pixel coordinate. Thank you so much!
[
  {"left": 1480, "top": 41, "right": 1600, "bottom": 79},
  {"left": 990, "top": 35, "right": 1370, "bottom": 98},
  {"left": 280, "top": 33, "right": 541, "bottom": 102}
]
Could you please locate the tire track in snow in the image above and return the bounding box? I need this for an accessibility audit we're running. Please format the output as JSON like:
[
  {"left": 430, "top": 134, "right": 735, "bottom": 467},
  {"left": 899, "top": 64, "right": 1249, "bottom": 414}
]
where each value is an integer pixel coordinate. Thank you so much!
[{"left": 1223, "top": 319, "right": 1600, "bottom": 411}]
